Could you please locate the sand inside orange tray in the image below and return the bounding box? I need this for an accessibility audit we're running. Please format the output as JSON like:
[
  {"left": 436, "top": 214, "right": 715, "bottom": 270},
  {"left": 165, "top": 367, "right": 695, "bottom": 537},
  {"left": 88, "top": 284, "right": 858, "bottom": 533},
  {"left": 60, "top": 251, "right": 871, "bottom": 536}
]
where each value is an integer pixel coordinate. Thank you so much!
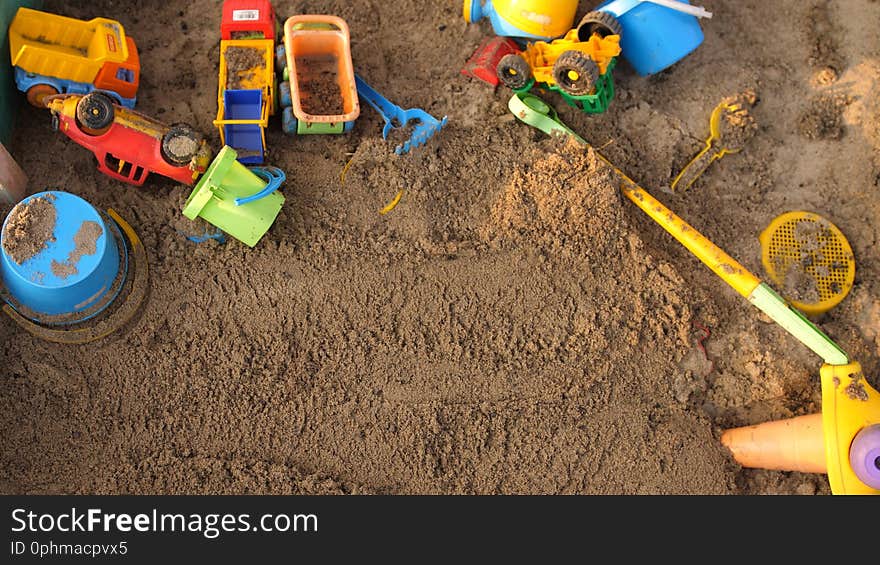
[{"left": 295, "top": 55, "right": 345, "bottom": 116}]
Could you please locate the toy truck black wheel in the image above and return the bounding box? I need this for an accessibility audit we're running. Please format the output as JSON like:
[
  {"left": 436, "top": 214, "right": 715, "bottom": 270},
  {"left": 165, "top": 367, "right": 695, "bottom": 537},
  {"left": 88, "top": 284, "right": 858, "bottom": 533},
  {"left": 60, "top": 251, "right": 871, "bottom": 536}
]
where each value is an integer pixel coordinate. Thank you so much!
[
  {"left": 275, "top": 45, "right": 287, "bottom": 72},
  {"left": 553, "top": 51, "right": 600, "bottom": 96},
  {"left": 76, "top": 93, "right": 115, "bottom": 135},
  {"left": 279, "top": 81, "right": 292, "bottom": 109},
  {"left": 281, "top": 106, "right": 298, "bottom": 135},
  {"left": 497, "top": 53, "right": 532, "bottom": 90},
  {"left": 161, "top": 124, "right": 202, "bottom": 166},
  {"left": 577, "top": 10, "right": 623, "bottom": 41},
  {"left": 26, "top": 84, "right": 59, "bottom": 108}
]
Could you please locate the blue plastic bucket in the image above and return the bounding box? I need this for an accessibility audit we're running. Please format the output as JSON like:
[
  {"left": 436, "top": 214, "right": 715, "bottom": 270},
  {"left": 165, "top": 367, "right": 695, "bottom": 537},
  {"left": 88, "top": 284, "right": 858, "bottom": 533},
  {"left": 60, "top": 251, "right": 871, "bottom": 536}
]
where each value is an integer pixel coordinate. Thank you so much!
[
  {"left": 1, "top": 191, "right": 120, "bottom": 319},
  {"left": 223, "top": 89, "right": 264, "bottom": 164},
  {"left": 598, "top": 0, "right": 704, "bottom": 76}
]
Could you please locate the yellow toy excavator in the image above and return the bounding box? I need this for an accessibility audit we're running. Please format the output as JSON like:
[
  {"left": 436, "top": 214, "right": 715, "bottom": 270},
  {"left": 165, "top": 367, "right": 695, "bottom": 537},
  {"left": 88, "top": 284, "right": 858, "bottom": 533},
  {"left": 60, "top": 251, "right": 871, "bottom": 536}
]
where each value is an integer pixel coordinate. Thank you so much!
[
  {"left": 495, "top": 12, "right": 623, "bottom": 115},
  {"left": 496, "top": 28, "right": 621, "bottom": 97}
]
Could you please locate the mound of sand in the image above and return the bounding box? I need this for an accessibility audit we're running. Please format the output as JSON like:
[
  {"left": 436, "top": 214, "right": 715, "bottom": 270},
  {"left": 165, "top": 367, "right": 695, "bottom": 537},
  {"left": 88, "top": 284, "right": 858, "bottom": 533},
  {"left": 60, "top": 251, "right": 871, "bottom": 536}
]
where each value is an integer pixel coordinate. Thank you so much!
[{"left": 484, "top": 140, "right": 622, "bottom": 253}]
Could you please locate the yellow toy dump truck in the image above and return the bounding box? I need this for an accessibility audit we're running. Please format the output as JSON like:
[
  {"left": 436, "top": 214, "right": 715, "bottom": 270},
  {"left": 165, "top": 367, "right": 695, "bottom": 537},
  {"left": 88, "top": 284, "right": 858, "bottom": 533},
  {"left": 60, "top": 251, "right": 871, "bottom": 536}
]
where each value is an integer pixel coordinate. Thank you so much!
[
  {"left": 8, "top": 7, "right": 140, "bottom": 108},
  {"left": 213, "top": 0, "right": 277, "bottom": 165},
  {"left": 213, "top": 39, "right": 275, "bottom": 164},
  {"left": 497, "top": 12, "right": 622, "bottom": 114}
]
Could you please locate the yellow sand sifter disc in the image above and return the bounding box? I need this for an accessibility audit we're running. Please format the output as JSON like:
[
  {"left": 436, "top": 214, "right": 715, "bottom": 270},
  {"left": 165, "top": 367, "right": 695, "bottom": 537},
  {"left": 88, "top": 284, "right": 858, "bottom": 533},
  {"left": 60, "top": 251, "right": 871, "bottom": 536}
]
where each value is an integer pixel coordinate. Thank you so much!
[{"left": 760, "top": 211, "right": 855, "bottom": 316}]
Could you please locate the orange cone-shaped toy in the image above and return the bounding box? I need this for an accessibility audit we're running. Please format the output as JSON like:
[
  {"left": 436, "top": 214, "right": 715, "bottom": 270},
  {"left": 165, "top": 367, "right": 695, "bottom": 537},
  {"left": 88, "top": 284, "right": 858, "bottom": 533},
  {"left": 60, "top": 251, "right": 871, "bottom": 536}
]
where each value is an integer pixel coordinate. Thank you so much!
[{"left": 721, "top": 413, "right": 827, "bottom": 474}]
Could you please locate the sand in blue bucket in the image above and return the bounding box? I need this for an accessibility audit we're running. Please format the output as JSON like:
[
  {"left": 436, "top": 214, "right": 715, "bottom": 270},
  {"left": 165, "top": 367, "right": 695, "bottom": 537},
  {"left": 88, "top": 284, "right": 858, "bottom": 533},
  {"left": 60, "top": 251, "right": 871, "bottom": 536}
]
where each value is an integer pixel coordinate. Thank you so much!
[{"left": 1, "top": 191, "right": 120, "bottom": 320}]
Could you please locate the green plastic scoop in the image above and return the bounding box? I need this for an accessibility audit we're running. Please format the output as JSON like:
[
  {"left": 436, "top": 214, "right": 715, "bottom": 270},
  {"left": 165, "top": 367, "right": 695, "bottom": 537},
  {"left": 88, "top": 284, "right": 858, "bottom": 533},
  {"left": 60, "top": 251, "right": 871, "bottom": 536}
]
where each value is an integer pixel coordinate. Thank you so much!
[{"left": 508, "top": 93, "right": 586, "bottom": 143}]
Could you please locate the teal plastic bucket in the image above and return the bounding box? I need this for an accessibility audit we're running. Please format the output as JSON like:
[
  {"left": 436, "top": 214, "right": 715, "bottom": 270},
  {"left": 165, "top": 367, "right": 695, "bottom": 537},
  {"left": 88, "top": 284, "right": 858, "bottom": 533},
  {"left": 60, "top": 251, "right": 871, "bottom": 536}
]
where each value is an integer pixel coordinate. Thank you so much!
[{"left": 598, "top": 0, "right": 704, "bottom": 76}]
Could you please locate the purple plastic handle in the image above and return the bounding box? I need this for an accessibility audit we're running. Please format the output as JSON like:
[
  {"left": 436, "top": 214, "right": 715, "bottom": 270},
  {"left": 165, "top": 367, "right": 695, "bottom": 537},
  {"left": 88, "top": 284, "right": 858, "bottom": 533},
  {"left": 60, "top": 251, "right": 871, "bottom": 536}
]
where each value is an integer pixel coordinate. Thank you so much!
[{"left": 850, "top": 424, "right": 880, "bottom": 490}]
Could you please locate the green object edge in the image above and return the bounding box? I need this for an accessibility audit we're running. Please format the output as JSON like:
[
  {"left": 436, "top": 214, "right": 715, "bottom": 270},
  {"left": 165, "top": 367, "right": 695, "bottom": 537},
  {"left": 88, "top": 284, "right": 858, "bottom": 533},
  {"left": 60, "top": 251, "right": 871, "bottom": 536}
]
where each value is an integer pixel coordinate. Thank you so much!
[{"left": 749, "top": 283, "right": 849, "bottom": 365}]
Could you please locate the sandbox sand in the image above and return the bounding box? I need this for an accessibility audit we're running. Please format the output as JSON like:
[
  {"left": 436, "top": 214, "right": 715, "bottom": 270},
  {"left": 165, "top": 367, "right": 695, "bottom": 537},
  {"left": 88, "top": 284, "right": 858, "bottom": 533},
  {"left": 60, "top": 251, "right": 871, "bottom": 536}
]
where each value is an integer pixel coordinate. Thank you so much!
[{"left": 1, "top": 0, "right": 879, "bottom": 495}]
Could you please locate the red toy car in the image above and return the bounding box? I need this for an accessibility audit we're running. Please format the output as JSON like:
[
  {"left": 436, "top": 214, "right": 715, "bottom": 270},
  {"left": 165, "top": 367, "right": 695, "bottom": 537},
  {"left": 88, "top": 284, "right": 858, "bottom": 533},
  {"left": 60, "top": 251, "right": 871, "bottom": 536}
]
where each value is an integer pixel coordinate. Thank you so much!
[
  {"left": 461, "top": 36, "right": 520, "bottom": 87},
  {"left": 47, "top": 93, "right": 212, "bottom": 187},
  {"left": 221, "top": 0, "right": 277, "bottom": 40}
]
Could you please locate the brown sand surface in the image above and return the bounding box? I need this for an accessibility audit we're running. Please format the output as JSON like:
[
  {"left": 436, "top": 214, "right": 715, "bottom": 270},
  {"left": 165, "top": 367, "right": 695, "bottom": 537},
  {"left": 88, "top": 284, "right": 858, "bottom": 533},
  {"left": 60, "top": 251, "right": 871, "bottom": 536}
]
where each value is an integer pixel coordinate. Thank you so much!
[
  {"left": 2, "top": 195, "right": 56, "bottom": 265},
  {"left": 2, "top": 0, "right": 879, "bottom": 495},
  {"left": 224, "top": 45, "right": 266, "bottom": 90}
]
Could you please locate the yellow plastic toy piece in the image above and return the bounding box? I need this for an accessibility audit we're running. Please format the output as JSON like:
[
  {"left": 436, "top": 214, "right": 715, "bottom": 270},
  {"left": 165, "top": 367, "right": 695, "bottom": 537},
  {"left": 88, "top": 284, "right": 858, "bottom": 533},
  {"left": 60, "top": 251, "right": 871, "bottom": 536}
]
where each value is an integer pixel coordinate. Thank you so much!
[
  {"left": 379, "top": 190, "right": 404, "bottom": 215},
  {"left": 760, "top": 211, "right": 855, "bottom": 316},
  {"left": 821, "top": 363, "right": 880, "bottom": 495},
  {"left": 9, "top": 8, "right": 130, "bottom": 85},
  {"left": 671, "top": 101, "right": 745, "bottom": 192},
  {"left": 523, "top": 30, "right": 621, "bottom": 85},
  {"left": 219, "top": 40, "right": 275, "bottom": 97},
  {"left": 464, "top": 0, "right": 579, "bottom": 40}
]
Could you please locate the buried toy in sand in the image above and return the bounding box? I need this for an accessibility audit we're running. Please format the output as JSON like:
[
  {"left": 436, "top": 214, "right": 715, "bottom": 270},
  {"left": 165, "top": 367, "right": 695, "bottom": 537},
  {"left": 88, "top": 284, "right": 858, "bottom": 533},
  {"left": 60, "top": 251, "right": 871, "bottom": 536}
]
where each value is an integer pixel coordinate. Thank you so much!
[
  {"left": 671, "top": 90, "right": 759, "bottom": 192},
  {"left": 0, "top": 191, "right": 148, "bottom": 344}
]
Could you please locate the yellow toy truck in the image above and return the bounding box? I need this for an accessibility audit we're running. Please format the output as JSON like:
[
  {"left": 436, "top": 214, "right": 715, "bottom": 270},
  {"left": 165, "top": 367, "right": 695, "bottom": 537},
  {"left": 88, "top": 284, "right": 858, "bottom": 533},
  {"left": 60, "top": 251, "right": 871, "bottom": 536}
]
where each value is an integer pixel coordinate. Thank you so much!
[
  {"left": 8, "top": 7, "right": 140, "bottom": 108},
  {"left": 213, "top": 39, "right": 275, "bottom": 164},
  {"left": 496, "top": 11, "right": 622, "bottom": 113},
  {"left": 213, "top": 0, "right": 277, "bottom": 165}
]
